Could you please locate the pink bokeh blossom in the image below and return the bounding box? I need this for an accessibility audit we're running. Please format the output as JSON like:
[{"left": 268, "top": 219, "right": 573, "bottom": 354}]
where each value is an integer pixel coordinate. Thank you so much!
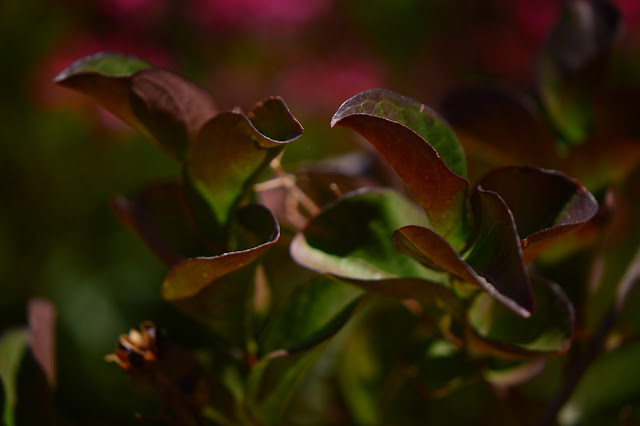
[
  {"left": 190, "top": 0, "right": 334, "bottom": 34},
  {"left": 278, "top": 56, "right": 383, "bottom": 113},
  {"left": 99, "top": 0, "right": 166, "bottom": 19}
]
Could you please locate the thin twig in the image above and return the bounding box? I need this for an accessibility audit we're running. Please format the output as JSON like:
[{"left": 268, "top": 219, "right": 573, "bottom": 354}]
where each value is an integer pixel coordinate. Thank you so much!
[
  {"left": 269, "top": 156, "right": 320, "bottom": 216},
  {"left": 536, "top": 246, "right": 640, "bottom": 426},
  {"left": 254, "top": 155, "right": 321, "bottom": 220}
]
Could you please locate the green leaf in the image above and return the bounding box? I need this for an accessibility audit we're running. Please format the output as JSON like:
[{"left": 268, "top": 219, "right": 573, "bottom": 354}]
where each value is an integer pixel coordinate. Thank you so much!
[
  {"left": 336, "top": 302, "right": 418, "bottom": 425},
  {"left": 291, "top": 188, "right": 431, "bottom": 280},
  {"left": 478, "top": 166, "right": 599, "bottom": 263},
  {"left": 162, "top": 204, "right": 279, "bottom": 345},
  {"left": 246, "top": 279, "right": 364, "bottom": 425},
  {"left": 332, "top": 89, "right": 471, "bottom": 250},
  {"left": 54, "top": 52, "right": 151, "bottom": 77},
  {"left": 246, "top": 344, "right": 326, "bottom": 426},
  {"left": 290, "top": 188, "right": 459, "bottom": 309},
  {"left": 536, "top": 0, "right": 622, "bottom": 145},
  {"left": 258, "top": 277, "right": 363, "bottom": 356},
  {"left": 0, "top": 328, "right": 29, "bottom": 426},
  {"left": 393, "top": 187, "right": 533, "bottom": 318},
  {"left": 333, "top": 88, "right": 466, "bottom": 177},
  {"left": 466, "top": 276, "right": 574, "bottom": 359},
  {"left": 184, "top": 97, "right": 302, "bottom": 243},
  {"left": 54, "top": 52, "right": 219, "bottom": 160}
]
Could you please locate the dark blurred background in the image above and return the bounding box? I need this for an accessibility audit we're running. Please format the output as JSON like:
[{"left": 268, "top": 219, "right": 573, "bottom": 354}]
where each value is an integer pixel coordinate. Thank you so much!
[{"left": 1, "top": 0, "right": 640, "bottom": 424}]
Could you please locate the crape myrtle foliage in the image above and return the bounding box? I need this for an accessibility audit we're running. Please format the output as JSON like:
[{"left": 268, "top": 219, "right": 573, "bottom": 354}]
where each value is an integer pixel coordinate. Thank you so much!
[
  {"left": 48, "top": 54, "right": 595, "bottom": 422},
  {"left": 2, "top": 0, "right": 640, "bottom": 425}
]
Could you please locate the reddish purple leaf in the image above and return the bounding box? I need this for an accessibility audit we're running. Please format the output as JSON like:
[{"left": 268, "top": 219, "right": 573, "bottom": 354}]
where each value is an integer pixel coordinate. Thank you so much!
[
  {"left": 394, "top": 208, "right": 533, "bottom": 319},
  {"left": 392, "top": 185, "right": 534, "bottom": 318},
  {"left": 129, "top": 68, "right": 219, "bottom": 159},
  {"left": 162, "top": 205, "right": 280, "bottom": 345},
  {"left": 331, "top": 89, "right": 471, "bottom": 250},
  {"left": 54, "top": 53, "right": 219, "bottom": 160},
  {"left": 162, "top": 204, "right": 279, "bottom": 301},
  {"left": 184, "top": 97, "right": 302, "bottom": 242},
  {"left": 478, "top": 166, "right": 599, "bottom": 263}
]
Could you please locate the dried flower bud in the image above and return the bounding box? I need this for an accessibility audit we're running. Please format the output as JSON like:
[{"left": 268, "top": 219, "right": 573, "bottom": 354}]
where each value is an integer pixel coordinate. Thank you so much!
[{"left": 105, "top": 321, "right": 164, "bottom": 373}]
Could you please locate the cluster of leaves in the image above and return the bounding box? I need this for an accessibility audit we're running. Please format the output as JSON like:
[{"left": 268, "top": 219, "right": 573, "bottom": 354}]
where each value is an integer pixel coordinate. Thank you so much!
[{"left": 2, "top": 0, "right": 640, "bottom": 425}]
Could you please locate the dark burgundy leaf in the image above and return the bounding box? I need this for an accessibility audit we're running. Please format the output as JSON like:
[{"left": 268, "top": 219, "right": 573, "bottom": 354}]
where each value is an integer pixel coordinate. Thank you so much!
[
  {"left": 332, "top": 89, "right": 471, "bottom": 250},
  {"left": 478, "top": 166, "right": 599, "bottom": 263}
]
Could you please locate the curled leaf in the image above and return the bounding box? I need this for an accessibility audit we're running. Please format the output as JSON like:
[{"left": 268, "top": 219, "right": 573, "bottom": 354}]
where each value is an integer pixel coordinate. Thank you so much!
[
  {"left": 162, "top": 204, "right": 279, "bottom": 301},
  {"left": 290, "top": 188, "right": 432, "bottom": 281},
  {"left": 161, "top": 205, "right": 279, "bottom": 344},
  {"left": 290, "top": 188, "right": 460, "bottom": 310},
  {"left": 478, "top": 166, "right": 599, "bottom": 263},
  {"left": 393, "top": 187, "right": 533, "bottom": 318},
  {"left": 184, "top": 97, "right": 302, "bottom": 242},
  {"left": 128, "top": 68, "right": 220, "bottom": 159},
  {"left": 54, "top": 52, "right": 219, "bottom": 160},
  {"left": 332, "top": 89, "right": 470, "bottom": 249}
]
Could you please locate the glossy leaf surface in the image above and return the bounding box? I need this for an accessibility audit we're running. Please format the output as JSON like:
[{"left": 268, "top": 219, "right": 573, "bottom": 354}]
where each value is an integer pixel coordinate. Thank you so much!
[
  {"left": 290, "top": 188, "right": 460, "bottom": 309},
  {"left": 466, "top": 277, "right": 574, "bottom": 359},
  {"left": 246, "top": 280, "right": 365, "bottom": 425},
  {"left": 393, "top": 187, "right": 533, "bottom": 317},
  {"left": 162, "top": 205, "right": 279, "bottom": 344},
  {"left": 478, "top": 166, "right": 598, "bottom": 263},
  {"left": 54, "top": 52, "right": 219, "bottom": 160},
  {"left": 332, "top": 88, "right": 466, "bottom": 177},
  {"left": 162, "top": 204, "right": 279, "bottom": 300},
  {"left": 258, "top": 277, "right": 363, "bottom": 355},
  {"left": 332, "top": 89, "right": 470, "bottom": 249},
  {"left": 184, "top": 98, "right": 302, "bottom": 240},
  {"left": 291, "top": 188, "right": 432, "bottom": 280},
  {"left": 128, "top": 68, "right": 220, "bottom": 159}
]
